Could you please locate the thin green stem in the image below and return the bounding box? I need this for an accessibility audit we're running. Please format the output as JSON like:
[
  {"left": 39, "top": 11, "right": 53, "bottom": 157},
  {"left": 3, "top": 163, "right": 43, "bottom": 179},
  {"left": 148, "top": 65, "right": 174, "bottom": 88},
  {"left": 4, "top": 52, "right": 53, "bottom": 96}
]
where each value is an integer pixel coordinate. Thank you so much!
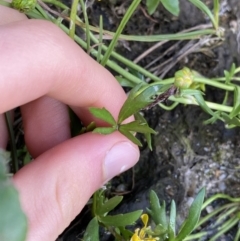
[
  {"left": 35, "top": 3, "right": 52, "bottom": 20},
  {"left": 61, "top": 24, "right": 143, "bottom": 84},
  {"left": 69, "top": 0, "right": 78, "bottom": 39},
  {"left": 159, "top": 102, "right": 179, "bottom": 111},
  {"left": 89, "top": 31, "right": 162, "bottom": 82},
  {"left": 101, "top": 0, "right": 141, "bottom": 66},
  {"left": 194, "top": 77, "right": 234, "bottom": 91},
  {"left": 197, "top": 203, "right": 237, "bottom": 228},
  {"left": 202, "top": 194, "right": 240, "bottom": 210},
  {"left": 26, "top": 11, "right": 46, "bottom": 19},
  {"left": 4, "top": 112, "right": 18, "bottom": 173},
  {"left": 213, "top": 0, "right": 219, "bottom": 29},
  {"left": 97, "top": 15, "right": 103, "bottom": 63},
  {"left": 234, "top": 226, "right": 240, "bottom": 241},
  {"left": 209, "top": 216, "right": 239, "bottom": 241},
  {"left": 188, "top": 0, "right": 217, "bottom": 29},
  {"left": 79, "top": 0, "right": 90, "bottom": 53},
  {"left": 43, "top": 0, "right": 69, "bottom": 10},
  {"left": 183, "top": 232, "right": 208, "bottom": 240},
  {"left": 169, "top": 95, "right": 233, "bottom": 113},
  {"left": 214, "top": 206, "right": 239, "bottom": 225}
]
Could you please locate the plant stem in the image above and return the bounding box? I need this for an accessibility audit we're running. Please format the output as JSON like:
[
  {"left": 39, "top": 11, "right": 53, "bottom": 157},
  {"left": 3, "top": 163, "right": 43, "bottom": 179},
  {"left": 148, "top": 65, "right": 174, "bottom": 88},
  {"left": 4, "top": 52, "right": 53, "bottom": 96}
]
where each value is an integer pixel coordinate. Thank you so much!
[
  {"left": 69, "top": 0, "right": 78, "bottom": 39},
  {"left": 79, "top": 0, "right": 91, "bottom": 52},
  {"left": 101, "top": 0, "right": 141, "bottom": 66},
  {"left": 4, "top": 112, "right": 18, "bottom": 173}
]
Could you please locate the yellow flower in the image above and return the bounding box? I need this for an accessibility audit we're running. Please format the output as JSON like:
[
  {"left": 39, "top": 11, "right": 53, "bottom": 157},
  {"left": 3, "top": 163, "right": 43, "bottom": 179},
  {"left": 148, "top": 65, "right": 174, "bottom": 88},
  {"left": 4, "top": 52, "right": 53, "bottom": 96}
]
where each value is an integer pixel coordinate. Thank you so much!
[{"left": 130, "top": 214, "right": 159, "bottom": 241}]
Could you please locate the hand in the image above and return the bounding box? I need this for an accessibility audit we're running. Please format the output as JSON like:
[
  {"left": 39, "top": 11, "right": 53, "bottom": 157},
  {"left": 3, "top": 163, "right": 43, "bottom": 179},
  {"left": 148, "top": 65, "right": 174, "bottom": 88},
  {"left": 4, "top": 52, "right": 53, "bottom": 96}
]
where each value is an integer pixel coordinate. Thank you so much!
[{"left": 0, "top": 6, "right": 139, "bottom": 241}]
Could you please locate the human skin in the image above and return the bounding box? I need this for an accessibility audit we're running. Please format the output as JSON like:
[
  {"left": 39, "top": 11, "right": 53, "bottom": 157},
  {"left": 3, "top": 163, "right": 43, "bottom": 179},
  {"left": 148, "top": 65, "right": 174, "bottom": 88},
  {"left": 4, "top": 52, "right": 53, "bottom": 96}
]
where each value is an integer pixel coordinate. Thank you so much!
[{"left": 0, "top": 6, "right": 140, "bottom": 241}]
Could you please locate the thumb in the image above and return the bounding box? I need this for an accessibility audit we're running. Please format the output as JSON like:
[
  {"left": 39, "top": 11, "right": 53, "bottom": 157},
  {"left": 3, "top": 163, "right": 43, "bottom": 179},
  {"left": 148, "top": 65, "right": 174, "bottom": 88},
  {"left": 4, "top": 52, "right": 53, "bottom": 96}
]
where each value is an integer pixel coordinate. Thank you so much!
[{"left": 13, "top": 132, "right": 139, "bottom": 241}]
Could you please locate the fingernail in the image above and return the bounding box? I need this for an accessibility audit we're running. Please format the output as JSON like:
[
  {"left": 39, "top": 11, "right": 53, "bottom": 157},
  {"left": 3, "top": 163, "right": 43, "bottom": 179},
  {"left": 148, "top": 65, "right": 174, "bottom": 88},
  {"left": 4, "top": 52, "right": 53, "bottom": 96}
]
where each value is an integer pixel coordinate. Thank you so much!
[{"left": 103, "top": 142, "right": 139, "bottom": 182}]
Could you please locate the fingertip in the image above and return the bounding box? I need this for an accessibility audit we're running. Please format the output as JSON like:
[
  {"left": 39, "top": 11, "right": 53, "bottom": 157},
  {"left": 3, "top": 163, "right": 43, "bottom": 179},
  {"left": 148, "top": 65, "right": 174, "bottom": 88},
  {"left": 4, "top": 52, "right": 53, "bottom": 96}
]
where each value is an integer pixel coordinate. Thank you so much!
[{"left": 13, "top": 132, "right": 139, "bottom": 241}]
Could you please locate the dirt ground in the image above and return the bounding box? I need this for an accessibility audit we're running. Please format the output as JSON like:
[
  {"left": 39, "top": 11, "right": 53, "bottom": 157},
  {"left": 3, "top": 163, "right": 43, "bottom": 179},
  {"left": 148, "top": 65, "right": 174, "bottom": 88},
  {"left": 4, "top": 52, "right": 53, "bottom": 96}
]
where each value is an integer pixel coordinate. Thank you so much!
[{"left": 57, "top": 0, "right": 240, "bottom": 240}]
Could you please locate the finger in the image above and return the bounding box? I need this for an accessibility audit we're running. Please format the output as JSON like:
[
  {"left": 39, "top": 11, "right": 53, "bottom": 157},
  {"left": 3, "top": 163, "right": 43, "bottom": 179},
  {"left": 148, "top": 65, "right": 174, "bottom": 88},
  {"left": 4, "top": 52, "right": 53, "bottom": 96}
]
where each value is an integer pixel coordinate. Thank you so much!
[
  {"left": 21, "top": 96, "right": 71, "bottom": 157},
  {"left": 13, "top": 132, "right": 140, "bottom": 241},
  {"left": 0, "top": 6, "right": 26, "bottom": 147},
  {"left": 0, "top": 5, "right": 27, "bottom": 25},
  {"left": 0, "top": 19, "right": 128, "bottom": 154},
  {"left": 0, "top": 19, "right": 127, "bottom": 118}
]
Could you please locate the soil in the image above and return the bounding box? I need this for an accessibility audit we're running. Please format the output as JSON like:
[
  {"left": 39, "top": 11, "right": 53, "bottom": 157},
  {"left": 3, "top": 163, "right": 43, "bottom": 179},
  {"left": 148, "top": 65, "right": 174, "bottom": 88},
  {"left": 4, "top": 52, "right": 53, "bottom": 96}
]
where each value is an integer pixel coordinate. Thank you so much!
[{"left": 53, "top": 0, "right": 240, "bottom": 240}]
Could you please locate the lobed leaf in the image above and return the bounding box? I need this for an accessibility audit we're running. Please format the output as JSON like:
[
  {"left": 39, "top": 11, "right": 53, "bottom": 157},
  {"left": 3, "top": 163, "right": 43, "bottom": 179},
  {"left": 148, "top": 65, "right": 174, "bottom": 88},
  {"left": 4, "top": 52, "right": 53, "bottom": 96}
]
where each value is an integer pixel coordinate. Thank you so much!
[
  {"left": 146, "top": 0, "right": 160, "bottom": 15},
  {"left": 89, "top": 107, "right": 116, "bottom": 126},
  {"left": 119, "top": 120, "right": 157, "bottom": 134},
  {"left": 97, "top": 196, "right": 123, "bottom": 216},
  {"left": 119, "top": 128, "right": 142, "bottom": 147},
  {"left": 99, "top": 210, "right": 142, "bottom": 227},
  {"left": 83, "top": 217, "right": 99, "bottom": 241},
  {"left": 118, "top": 83, "right": 160, "bottom": 124},
  {"left": 0, "top": 151, "right": 28, "bottom": 241},
  {"left": 147, "top": 190, "right": 167, "bottom": 229},
  {"left": 176, "top": 188, "right": 205, "bottom": 241},
  {"left": 161, "top": 0, "right": 180, "bottom": 16},
  {"left": 92, "top": 127, "right": 116, "bottom": 135}
]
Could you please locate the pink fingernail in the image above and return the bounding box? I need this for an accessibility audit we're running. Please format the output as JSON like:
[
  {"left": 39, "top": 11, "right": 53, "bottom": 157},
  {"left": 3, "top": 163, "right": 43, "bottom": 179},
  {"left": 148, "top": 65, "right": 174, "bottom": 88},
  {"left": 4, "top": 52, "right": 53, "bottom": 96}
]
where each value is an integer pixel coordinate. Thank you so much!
[{"left": 103, "top": 142, "right": 139, "bottom": 182}]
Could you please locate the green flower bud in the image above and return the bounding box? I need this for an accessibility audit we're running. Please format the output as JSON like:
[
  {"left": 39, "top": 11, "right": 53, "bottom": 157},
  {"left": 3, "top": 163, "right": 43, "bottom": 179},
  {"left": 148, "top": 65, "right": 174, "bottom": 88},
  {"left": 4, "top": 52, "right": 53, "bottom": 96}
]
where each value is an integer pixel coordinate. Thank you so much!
[
  {"left": 174, "top": 67, "right": 194, "bottom": 89},
  {"left": 11, "top": 0, "right": 37, "bottom": 13}
]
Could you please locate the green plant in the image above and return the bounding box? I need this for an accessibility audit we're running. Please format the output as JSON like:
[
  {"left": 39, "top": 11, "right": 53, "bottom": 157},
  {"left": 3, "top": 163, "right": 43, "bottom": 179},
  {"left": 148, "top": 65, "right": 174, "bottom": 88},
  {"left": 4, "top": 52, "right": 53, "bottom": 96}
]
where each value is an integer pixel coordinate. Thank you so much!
[
  {"left": 83, "top": 188, "right": 205, "bottom": 241},
  {"left": 1, "top": 0, "right": 240, "bottom": 240},
  {"left": 146, "top": 0, "right": 180, "bottom": 16},
  {"left": 0, "top": 151, "right": 27, "bottom": 241},
  {"left": 83, "top": 189, "right": 142, "bottom": 241}
]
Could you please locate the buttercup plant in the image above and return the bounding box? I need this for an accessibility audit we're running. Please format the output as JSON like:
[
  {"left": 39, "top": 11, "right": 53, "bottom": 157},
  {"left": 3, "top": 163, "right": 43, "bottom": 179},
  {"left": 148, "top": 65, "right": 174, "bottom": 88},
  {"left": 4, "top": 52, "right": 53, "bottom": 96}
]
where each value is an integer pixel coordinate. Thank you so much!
[{"left": 1, "top": 0, "right": 240, "bottom": 240}]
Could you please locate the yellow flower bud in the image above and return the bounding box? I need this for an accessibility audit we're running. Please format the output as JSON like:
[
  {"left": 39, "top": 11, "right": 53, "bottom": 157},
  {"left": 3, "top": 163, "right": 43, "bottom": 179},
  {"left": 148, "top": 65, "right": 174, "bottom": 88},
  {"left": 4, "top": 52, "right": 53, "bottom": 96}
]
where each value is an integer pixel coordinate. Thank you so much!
[
  {"left": 11, "top": 0, "right": 37, "bottom": 13},
  {"left": 174, "top": 67, "right": 194, "bottom": 89}
]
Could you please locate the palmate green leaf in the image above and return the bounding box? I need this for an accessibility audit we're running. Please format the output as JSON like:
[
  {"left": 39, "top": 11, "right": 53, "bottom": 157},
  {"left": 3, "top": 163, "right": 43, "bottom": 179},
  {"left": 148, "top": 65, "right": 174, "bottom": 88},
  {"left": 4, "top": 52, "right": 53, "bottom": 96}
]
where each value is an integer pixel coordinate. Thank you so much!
[
  {"left": 175, "top": 188, "right": 205, "bottom": 241},
  {"left": 147, "top": 190, "right": 167, "bottom": 229},
  {"left": 229, "top": 86, "right": 240, "bottom": 118},
  {"left": 0, "top": 151, "right": 28, "bottom": 241},
  {"left": 83, "top": 217, "right": 99, "bottom": 241},
  {"left": 97, "top": 196, "right": 123, "bottom": 216},
  {"left": 92, "top": 127, "right": 116, "bottom": 135},
  {"left": 118, "top": 83, "right": 160, "bottom": 124},
  {"left": 161, "top": 0, "right": 180, "bottom": 16},
  {"left": 168, "top": 200, "right": 176, "bottom": 241},
  {"left": 135, "top": 113, "right": 153, "bottom": 150},
  {"left": 119, "top": 128, "right": 142, "bottom": 147},
  {"left": 89, "top": 107, "right": 116, "bottom": 126},
  {"left": 99, "top": 210, "right": 142, "bottom": 227},
  {"left": 146, "top": 0, "right": 160, "bottom": 15},
  {"left": 120, "top": 120, "right": 157, "bottom": 134}
]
